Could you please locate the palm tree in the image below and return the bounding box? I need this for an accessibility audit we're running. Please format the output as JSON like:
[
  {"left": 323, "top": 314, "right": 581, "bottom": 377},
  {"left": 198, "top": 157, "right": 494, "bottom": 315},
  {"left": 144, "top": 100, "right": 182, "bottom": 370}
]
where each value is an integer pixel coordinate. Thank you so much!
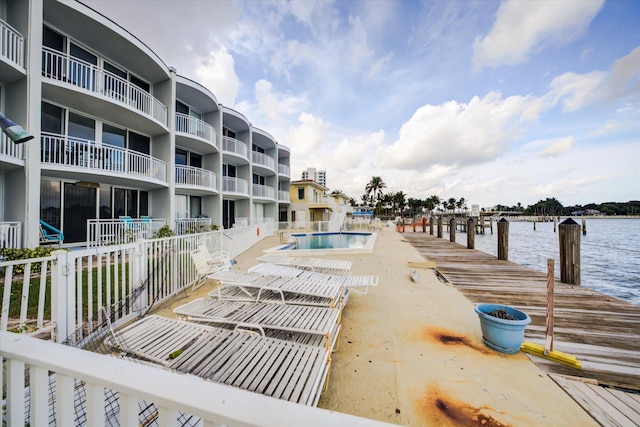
[
  {"left": 446, "top": 198, "right": 457, "bottom": 215},
  {"left": 365, "top": 176, "right": 386, "bottom": 215},
  {"left": 456, "top": 197, "right": 466, "bottom": 215},
  {"left": 408, "top": 198, "right": 422, "bottom": 219},
  {"left": 424, "top": 195, "right": 441, "bottom": 218},
  {"left": 394, "top": 191, "right": 407, "bottom": 217}
]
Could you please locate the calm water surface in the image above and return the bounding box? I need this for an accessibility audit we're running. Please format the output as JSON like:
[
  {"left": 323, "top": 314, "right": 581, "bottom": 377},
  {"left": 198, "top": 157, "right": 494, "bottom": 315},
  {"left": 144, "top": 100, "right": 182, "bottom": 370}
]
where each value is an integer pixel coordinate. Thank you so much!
[{"left": 453, "top": 218, "right": 640, "bottom": 306}]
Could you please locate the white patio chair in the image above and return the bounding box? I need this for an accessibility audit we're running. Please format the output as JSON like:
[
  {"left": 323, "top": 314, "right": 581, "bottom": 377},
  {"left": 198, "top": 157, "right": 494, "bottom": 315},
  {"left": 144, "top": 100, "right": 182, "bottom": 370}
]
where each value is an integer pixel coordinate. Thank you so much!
[
  {"left": 248, "top": 263, "right": 378, "bottom": 295},
  {"left": 190, "top": 247, "right": 234, "bottom": 292},
  {"left": 256, "top": 255, "right": 352, "bottom": 276},
  {"left": 105, "top": 315, "right": 332, "bottom": 406},
  {"left": 173, "top": 298, "right": 342, "bottom": 351}
]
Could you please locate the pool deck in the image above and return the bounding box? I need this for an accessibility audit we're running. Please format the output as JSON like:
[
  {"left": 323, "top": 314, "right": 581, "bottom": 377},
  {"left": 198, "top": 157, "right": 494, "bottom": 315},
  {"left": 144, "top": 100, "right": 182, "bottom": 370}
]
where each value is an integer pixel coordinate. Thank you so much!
[{"left": 153, "top": 228, "right": 601, "bottom": 426}]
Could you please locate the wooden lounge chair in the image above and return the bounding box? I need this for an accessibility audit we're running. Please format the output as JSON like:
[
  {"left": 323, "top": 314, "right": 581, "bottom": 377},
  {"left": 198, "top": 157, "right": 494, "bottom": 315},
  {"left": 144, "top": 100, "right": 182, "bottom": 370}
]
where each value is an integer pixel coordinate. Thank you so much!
[
  {"left": 207, "top": 270, "right": 345, "bottom": 308},
  {"left": 173, "top": 298, "right": 342, "bottom": 351},
  {"left": 256, "top": 255, "right": 352, "bottom": 276},
  {"left": 248, "top": 263, "right": 378, "bottom": 294},
  {"left": 105, "top": 315, "right": 331, "bottom": 406}
]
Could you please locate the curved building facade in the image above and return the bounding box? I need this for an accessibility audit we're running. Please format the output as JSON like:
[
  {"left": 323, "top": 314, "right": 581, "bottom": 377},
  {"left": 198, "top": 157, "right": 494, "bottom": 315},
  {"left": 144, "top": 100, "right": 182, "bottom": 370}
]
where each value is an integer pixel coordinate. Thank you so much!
[{"left": 0, "top": 0, "right": 291, "bottom": 247}]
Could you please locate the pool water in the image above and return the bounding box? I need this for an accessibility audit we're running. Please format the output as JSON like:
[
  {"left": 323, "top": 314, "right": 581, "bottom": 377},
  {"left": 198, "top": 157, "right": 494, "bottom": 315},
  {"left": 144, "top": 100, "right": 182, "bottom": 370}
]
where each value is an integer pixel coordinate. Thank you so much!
[{"left": 287, "top": 232, "right": 371, "bottom": 250}]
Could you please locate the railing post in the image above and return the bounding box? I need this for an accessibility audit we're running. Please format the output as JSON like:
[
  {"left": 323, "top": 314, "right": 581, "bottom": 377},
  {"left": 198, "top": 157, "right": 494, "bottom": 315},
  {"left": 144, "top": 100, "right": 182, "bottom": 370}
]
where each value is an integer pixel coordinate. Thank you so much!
[
  {"left": 467, "top": 217, "right": 475, "bottom": 249},
  {"left": 497, "top": 218, "right": 509, "bottom": 260},
  {"left": 559, "top": 218, "right": 581, "bottom": 285},
  {"left": 51, "top": 249, "right": 74, "bottom": 343},
  {"left": 449, "top": 217, "right": 456, "bottom": 242},
  {"left": 132, "top": 239, "right": 148, "bottom": 314}
]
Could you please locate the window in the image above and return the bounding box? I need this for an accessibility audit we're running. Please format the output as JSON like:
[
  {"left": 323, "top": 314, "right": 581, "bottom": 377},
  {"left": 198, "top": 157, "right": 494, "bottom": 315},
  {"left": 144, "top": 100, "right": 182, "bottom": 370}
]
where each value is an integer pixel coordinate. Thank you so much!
[
  {"left": 223, "top": 128, "right": 236, "bottom": 139},
  {"left": 102, "top": 124, "right": 126, "bottom": 148},
  {"left": 223, "top": 164, "right": 236, "bottom": 177},
  {"left": 128, "top": 131, "right": 150, "bottom": 155},
  {"left": 175, "top": 148, "right": 187, "bottom": 166},
  {"left": 41, "top": 102, "right": 64, "bottom": 134},
  {"left": 298, "top": 187, "right": 305, "bottom": 200},
  {"left": 253, "top": 174, "right": 265, "bottom": 185},
  {"left": 253, "top": 144, "right": 265, "bottom": 154}
]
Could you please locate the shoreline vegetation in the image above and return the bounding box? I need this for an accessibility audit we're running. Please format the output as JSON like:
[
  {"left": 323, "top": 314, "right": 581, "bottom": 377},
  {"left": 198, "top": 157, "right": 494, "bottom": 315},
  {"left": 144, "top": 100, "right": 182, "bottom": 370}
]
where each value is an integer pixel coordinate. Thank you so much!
[{"left": 335, "top": 176, "right": 640, "bottom": 219}]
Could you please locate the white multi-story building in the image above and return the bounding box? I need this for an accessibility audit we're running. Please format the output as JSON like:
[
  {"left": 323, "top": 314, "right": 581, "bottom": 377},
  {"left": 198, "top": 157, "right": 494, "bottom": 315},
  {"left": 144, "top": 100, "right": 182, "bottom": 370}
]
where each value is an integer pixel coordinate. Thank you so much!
[
  {"left": 301, "top": 167, "right": 326, "bottom": 187},
  {"left": 0, "top": 0, "right": 291, "bottom": 248}
]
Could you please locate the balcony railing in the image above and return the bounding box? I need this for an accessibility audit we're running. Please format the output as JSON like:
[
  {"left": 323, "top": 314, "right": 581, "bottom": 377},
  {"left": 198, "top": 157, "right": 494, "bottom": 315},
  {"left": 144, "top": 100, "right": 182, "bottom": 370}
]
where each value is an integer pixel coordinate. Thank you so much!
[
  {"left": 0, "top": 133, "right": 24, "bottom": 160},
  {"left": 175, "top": 165, "right": 216, "bottom": 190},
  {"left": 0, "top": 19, "right": 24, "bottom": 68},
  {"left": 42, "top": 47, "right": 168, "bottom": 125},
  {"left": 0, "top": 221, "right": 21, "bottom": 249},
  {"left": 86, "top": 217, "right": 165, "bottom": 247},
  {"left": 174, "top": 217, "right": 212, "bottom": 235},
  {"left": 41, "top": 132, "right": 166, "bottom": 182},
  {"left": 278, "top": 190, "right": 290, "bottom": 202},
  {"left": 222, "top": 136, "right": 248, "bottom": 158},
  {"left": 222, "top": 176, "right": 248, "bottom": 194},
  {"left": 252, "top": 151, "right": 275, "bottom": 170},
  {"left": 252, "top": 184, "right": 275, "bottom": 199},
  {"left": 175, "top": 113, "right": 215, "bottom": 145},
  {"left": 278, "top": 163, "right": 290, "bottom": 176}
]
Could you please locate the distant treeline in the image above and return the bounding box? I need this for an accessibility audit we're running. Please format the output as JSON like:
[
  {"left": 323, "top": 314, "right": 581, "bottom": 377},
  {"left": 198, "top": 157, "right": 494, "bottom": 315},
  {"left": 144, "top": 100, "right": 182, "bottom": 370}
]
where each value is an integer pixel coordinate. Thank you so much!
[{"left": 491, "top": 198, "right": 640, "bottom": 216}]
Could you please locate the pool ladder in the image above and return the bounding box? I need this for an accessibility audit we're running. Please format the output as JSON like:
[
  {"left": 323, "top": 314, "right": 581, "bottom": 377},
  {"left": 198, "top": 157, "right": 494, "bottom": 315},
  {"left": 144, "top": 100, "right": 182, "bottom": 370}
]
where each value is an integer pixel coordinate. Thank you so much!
[{"left": 280, "top": 232, "right": 299, "bottom": 249}]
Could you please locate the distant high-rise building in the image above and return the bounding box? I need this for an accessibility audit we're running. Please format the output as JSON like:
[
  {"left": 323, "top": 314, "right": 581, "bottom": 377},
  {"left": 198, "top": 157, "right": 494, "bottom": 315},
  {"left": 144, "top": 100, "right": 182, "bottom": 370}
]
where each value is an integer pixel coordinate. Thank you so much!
[{"left": 301, "top": 167, "right": 326, "bottom": 187}]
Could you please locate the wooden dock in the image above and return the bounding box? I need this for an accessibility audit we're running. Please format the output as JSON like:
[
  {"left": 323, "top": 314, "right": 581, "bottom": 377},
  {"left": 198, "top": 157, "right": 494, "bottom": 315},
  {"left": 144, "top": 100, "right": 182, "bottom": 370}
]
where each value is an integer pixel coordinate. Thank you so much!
[{"left": 402, "top": 233, "right": 640, "bottom": 425}]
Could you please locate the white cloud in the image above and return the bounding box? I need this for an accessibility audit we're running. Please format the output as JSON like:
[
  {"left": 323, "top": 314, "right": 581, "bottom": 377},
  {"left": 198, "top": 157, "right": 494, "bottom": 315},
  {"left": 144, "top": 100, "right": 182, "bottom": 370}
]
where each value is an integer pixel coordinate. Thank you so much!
[
  {"left": 285, "top": 113, "right": 330, "bottom": 161},
  {"left": 548, "top": 46, "right": 640, "bottom": 112},
  {"left": 549, "top": 71, "right": 606, "bottom": 112},
  {"left": 380, "top": 91, "right": 541, "bottom": 170},
  {"left": 330, "top": 131, "right": 384, "bottom": 170},
  {"left": 473, "top": 0, "right": 604, "bottom": 68},
  {"left": 194, "top": 47, "right": 240, "bottom": 107},
  {"left": 538, "top": 137, "right": 576, "bottom": 158}
]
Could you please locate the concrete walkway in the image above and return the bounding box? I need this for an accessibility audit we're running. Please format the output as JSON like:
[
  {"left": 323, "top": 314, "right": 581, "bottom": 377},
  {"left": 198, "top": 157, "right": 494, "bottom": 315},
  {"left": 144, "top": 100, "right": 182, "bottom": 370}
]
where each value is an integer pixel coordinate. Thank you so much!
[{"left": 154, "top": 228, "right": 598, "bottom": 426}]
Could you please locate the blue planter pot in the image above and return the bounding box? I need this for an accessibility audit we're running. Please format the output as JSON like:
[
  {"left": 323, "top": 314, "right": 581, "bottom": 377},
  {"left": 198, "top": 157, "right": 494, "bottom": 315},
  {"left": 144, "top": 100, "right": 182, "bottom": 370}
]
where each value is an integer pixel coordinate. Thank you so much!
[{"left": 475, "top": 303, "right": 531, "bottom": 354}]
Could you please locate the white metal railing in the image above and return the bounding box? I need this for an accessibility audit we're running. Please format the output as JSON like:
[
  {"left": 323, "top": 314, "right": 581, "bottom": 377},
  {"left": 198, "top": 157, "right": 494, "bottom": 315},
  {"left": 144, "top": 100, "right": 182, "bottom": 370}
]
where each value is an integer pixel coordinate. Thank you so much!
[
  {"left": 41, "top": 47, "right": 168, "bottom": 125},
  {"left": 175, "top": 165, "right": 217, "bottom": 190},
  {"left": 175, "top": 112, "right": 215, "bottom": 144},
  {"left": 0, "top": 18, "right": 24, "bottom": 67},
  {"left": 0, "top": 226, "right": 271, "bottom": 341},
  {"left": 278, "top": 190, "right": 290, "bottom": 202},
  {"left": 0, "top": 133, "right": 24, "bottom": 160},
  {"left": 222, "top": 176, "right": 249, "bottom": 194},
  {"left": 86, "top": 218, "right": 166, "bottom": 247},
  {"left": 174, "top": 217, "right": 212, "bottom": 235},
  {"left": 278, "top": 163, "right": 290, "bottom": 176},
  {"left": 0, "top": 331, "right": 396, "bottom": 427},
  {"left": 0, "top": 221, "right": 22, "bottom": 249},
  {"left": 252, "top": 151, "right": 275, "bottom": 170},
  {"left": 222, "top": 136, "right": 248, "bottom": 158},
  {"left": 41, "top": 132, "right": 167, "bottom": 182},
  {"left": 252, "top": 184, "right": 275, "bottom": 199}
]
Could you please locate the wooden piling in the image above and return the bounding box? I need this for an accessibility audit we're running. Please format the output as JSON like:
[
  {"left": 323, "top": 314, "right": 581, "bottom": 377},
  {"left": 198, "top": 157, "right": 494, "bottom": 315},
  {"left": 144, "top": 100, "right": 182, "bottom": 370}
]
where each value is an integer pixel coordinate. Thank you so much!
[
  {"left": 559, "top": 218, "right": 581, "bottom": 285},
  {"left": 582, "top": 218, "right": 587, "bottom": 235},
  {"left": 437, "top": 217, "right": 443, "bottom": 238},
  {"left": 497, "top": 218, "right": 509, "bottom": 260},
  {"left": 449, "top": 217, "right": 456, "bottom": 242},
  {"left": 553, "top": 217, "right": 557, "bottom": 233},
  {"left": 429, "top": 217, "right": 434, "bottom": 235},
  {"left": 467, "top": 218, "right": 475, "bottom": 249}
]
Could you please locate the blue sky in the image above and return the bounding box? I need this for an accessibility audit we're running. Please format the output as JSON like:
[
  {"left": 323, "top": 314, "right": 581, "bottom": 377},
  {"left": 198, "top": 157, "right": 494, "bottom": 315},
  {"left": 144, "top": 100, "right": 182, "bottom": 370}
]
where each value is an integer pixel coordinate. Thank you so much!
[{"left": 84, "top": 0, "right": 639, "bottom": 208}]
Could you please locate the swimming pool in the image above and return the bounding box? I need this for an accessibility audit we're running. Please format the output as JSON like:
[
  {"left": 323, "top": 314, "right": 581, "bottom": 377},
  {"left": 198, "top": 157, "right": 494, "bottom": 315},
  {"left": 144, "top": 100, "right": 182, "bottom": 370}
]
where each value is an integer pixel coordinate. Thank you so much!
[{"left": 265, "top": 232, "right": 377, "bottom": 256}]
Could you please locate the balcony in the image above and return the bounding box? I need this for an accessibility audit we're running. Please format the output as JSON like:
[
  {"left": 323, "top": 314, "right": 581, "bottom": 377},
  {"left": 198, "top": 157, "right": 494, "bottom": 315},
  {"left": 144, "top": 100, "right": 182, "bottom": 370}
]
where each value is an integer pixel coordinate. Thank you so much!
[
  {"left": 41, "top": 48, "right": 168, "bottom": 129},
  {"left": 175, "top": 165, "right": 217, "bottom": 193},
  {"left": 0, "top": 19, "right": 25, "bottom": 81},
  {"left": 222, "top": 136, "right": 248, "bottom": 159},
  {"left": 252, "top": 184, "right": 275, "bottom": 200},
  {"left": 252, "top": 151, "right": 275, "bottom": 171},
  {"left": 41, "top": 132, "right": 167, "bottom": 183},
  {"left": 86, "top": 217, "right": 165, "bottom": 247},
  {"left": 278, "top": 163, "right": 290, "bottom": 177},
  {"left": 0, "top": 134, "right": 24, "bottom": 169},
  {"left": 278, "top": 190, "right": 291, "bottom": 202},
  {"left": 0, "top": 221, "right": 21, "bottom": 249},
  {"left": 175, "top": 113, "right": 216, "bottom": 151},
  {"left": 222, "top": 176, "right": 248, "bottom": 195}
]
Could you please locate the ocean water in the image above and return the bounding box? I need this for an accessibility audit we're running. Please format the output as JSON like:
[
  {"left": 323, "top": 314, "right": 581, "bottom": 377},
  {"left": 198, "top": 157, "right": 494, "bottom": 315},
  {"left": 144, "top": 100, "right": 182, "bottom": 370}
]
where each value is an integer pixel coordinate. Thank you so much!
[{"left": 452, "top": 218, "right": 640, "bottom": 306}]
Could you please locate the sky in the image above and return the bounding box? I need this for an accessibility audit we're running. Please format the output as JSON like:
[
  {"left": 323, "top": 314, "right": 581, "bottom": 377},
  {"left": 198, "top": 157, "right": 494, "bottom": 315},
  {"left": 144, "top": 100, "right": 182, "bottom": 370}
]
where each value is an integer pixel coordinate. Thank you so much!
[{"left": 82, "top": 0, "right": 640, "bottom": 209}]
